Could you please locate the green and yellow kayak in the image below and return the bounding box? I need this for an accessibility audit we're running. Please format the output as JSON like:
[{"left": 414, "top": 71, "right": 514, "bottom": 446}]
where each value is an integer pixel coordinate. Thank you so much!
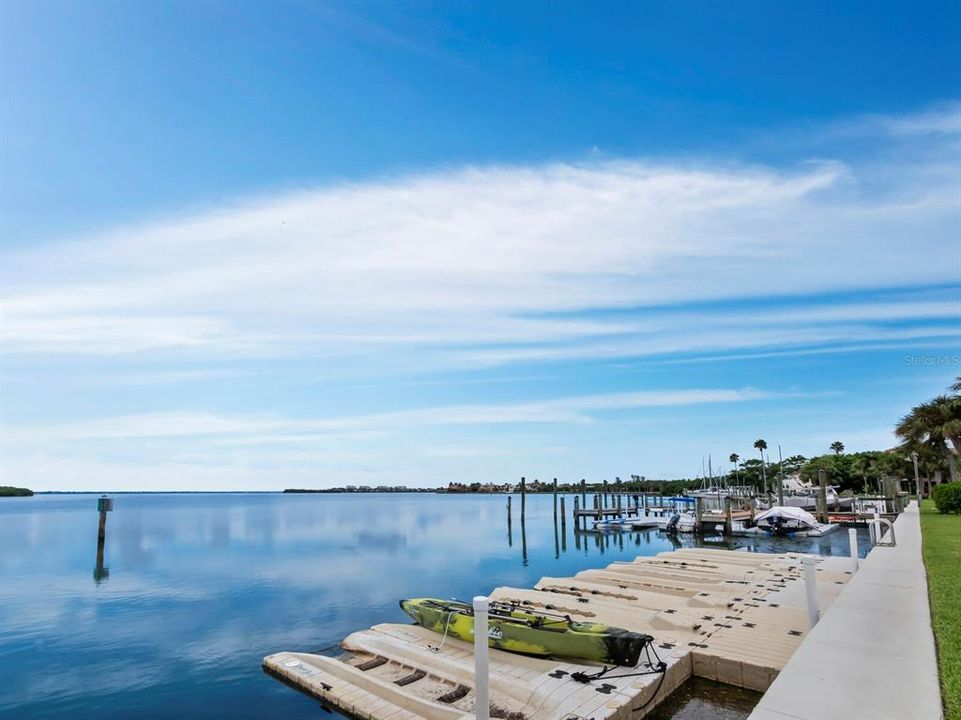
[{"left": 399, "top": 598, "right": 651, "bottom": 666}]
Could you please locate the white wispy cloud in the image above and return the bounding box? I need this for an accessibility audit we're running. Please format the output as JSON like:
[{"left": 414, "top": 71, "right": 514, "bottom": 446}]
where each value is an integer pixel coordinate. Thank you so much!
[
  {"left": 1, "top": 104, "right": 958, "bottom": 366},
  {"left": 3, "top": 386, "right": 777, "bottom": 445},
  {"left": 0, "top": 386, "right": 792, "bottom": 489},
  {"left": 1, "top": 105, "right": 959, "bottom": 490}
]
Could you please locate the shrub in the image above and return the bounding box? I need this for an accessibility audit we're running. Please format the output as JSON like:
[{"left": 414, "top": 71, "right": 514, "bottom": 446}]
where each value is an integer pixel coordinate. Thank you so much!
[{"left": 932, "top": 481, "right": 961, "bottom": 514}]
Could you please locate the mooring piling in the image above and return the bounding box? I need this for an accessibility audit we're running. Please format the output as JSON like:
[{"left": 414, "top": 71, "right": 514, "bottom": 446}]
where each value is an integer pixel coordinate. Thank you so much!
[
  {"left": 552, "top": 478, "right": 558, "bottom": 522},
  {"left": 94, "top": 495, "right": 113, "bottom": 582},
  {"left": 817, "top": 469, "right": 829, "bottom": 524}
]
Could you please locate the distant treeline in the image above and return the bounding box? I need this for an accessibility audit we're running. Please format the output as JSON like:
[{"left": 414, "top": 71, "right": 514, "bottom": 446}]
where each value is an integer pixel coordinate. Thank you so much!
[
  {"left": 516, "top": 479, "right": 694, "bottom": 495},
  {"left": 276, "top": 445, "right": 947, "bottom": 498},
  {"left": 0, "top": 486, "right": 34, "bottom": 497},
  {"left": 283, "top": 487, "right": 434, "bottom": 494}
]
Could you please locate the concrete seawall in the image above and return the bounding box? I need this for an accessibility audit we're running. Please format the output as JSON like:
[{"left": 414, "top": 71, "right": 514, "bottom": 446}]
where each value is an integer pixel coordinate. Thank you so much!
[{"left": 748, "top": 501, "right": 943, "bottom": 720}]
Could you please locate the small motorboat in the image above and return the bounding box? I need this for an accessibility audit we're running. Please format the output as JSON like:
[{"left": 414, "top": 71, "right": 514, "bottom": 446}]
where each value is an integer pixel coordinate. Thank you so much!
[
  {"left": 592, "top": 516, "right": 632, "bottom": 530},
  {"left": 754, "top": 506, "right": 819, "bottom": 536},
  {"left": 658, "top": 511, "right": 697, "bottom": 533},
  {"left": 399, "top": 598, "right": 652, "bottom": 666}
]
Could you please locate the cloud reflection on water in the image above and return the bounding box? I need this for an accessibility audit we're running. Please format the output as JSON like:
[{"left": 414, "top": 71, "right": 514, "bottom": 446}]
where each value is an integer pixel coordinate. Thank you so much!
[{"left": 0, "top": 493, "right": 868, "bottom": 719}]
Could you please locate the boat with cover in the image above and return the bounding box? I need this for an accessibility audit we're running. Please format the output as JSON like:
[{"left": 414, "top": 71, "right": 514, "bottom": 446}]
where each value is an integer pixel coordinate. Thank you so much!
[
  {"left": 399, "top": 598, "right": 651, "bottom": 666},
  {"left": 753, "top": 506, "right": 818, "bottom": 535}
]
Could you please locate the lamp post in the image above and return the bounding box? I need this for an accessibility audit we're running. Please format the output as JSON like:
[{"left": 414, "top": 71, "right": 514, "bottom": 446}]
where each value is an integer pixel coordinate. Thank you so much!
[{"left": 911, "top": 451, "right": 921, "bottom": 503}]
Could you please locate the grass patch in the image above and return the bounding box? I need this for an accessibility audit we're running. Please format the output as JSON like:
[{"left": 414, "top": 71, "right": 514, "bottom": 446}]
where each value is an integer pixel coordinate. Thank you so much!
[{"left": 921, "top": 499, "right": 961, "bottom": 720}]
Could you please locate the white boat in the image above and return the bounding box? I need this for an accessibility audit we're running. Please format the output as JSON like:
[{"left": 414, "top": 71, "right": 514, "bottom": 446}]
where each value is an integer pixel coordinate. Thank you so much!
[
  {"left": 592, "top": 515, "right": 660, "bottom": 532},
  {"left": 657, "top": 511, "right": 697, "bottom": 533},
  {"left": 754, "top": 506, "right": 818, "bottom": 533},
  {"left": 779, "top": 475, "right": 852, "bottom": 510},
  {"left": 753, "top": 506, "right": 838, "bottom": 537},
  {"left": 592, "top": 516, "right": 632, "bottom": 530}
]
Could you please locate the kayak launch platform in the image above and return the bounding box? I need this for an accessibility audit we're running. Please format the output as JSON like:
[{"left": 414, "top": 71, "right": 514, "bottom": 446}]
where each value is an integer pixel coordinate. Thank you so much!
[{"left": 264, "top": 548, "right": 855, "bottom": 720}]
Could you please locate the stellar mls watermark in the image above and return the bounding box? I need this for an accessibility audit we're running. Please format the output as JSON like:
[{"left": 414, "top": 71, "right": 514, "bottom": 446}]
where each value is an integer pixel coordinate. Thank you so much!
[{"left": 903, "top": 354, "right": 960, "bottom": 366}]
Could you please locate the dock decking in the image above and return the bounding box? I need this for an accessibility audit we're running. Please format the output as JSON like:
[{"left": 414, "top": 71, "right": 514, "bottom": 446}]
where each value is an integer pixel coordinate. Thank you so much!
[{"left": 265, "top": 547, "right": 855, "bottom": 720}]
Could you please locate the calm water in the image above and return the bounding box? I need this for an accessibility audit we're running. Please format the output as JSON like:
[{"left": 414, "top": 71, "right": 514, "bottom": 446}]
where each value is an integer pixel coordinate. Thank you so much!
[{"left": 0, "top": 493, "right": 868, "bottom": 719}]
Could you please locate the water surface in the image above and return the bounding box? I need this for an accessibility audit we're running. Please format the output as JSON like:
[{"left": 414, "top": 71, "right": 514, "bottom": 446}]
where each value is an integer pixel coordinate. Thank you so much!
[{"left": 0, "top": 493, "right": 867, "bottom": 719}]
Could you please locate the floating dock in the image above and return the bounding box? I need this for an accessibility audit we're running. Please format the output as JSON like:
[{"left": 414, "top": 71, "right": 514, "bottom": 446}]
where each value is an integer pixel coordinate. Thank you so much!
[{"left": 264, "top": 547, "right": 856, "bottom": 720}]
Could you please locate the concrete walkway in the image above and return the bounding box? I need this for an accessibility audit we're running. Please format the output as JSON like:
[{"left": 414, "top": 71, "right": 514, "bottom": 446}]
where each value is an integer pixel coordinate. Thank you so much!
[{"left": 749, "top": 501, "right": 943, "bottom": 720}]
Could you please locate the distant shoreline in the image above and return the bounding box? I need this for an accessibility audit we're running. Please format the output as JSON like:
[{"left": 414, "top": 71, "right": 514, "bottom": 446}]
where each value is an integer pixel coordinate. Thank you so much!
[{"left": 0, "top": 486, "right": 34, "bottom": 497}]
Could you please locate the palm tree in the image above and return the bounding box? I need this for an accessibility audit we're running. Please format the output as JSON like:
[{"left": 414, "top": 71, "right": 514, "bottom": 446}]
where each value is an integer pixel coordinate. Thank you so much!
[
  {"left": 729, "top": 453, "right": 740, "bottom": 485},
  {"left": 895, "top": 395, "right": 961, "bottom": 481},
  {"left": 830, "top": 441, "right": 845, "bottom": 455},
  {"left": 753, "top": 439, "right": 768, "bottom": 493},
  {"left": 951, "top": 376, "right": 961, "bottom": 394}
]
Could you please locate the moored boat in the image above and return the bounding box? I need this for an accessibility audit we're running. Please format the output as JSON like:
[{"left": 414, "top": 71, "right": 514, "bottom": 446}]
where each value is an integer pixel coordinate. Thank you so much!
[
  {"left": 754, "top": 506, "right": 818, "bottom": 535},
  {"left": 399, "top": 597, "right": 651, "bottom": 666}
]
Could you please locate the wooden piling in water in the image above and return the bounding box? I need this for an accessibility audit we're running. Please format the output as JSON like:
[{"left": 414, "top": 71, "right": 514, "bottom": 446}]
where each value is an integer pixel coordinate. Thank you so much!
[
  {"left": 520, "top": 516, "right": 527, "bottom": 565},
  {"left": 817, "top": 469, "right": 828, "bottom": 523},
  {"left": 552, "top": 478, "right": 558, "bottom": 522},
  {"left": 520, "top": 476, "right": 526, "bottom": 518},
  {"left": 97, "top": 509, "right": 107, "bottom": 543},
  {"left": 94, "top": 495, "right": 113, "bottom": 582},
  {"left": 553, "top": 511, "right": 560, "bottom": 559},
  {"left": 724, "top": 497, "right": 733, "bottom": 535}
]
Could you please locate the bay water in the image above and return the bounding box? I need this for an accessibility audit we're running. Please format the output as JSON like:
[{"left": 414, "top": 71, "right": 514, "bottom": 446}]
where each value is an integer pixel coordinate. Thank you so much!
[{"left": 0, "top": 493, "right": 867, "bottom": 719}]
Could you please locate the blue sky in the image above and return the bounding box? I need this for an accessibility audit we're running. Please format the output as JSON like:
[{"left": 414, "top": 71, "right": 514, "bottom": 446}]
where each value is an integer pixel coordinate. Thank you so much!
[{"left": 1, "top": 1, "right": 959, "bottom": 490}]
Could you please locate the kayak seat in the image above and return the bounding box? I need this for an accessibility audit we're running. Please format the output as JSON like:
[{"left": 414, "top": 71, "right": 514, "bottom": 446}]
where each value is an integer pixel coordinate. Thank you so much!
[
  {"left": 395, "top": 669, "right": 427, "bottom": 686},
  {"left": 355, "top": 656, "right": 388, "bottom": 671},
  {"left": 436, "top": 685, "right": 470, "bottom": 703}
]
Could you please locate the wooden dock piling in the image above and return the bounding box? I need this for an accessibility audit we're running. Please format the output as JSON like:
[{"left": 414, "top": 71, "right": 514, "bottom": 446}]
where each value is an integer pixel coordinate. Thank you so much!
[
  {"left": 552, "top": 478, "right": 558, "bottom": 522},
  {"left": 817, "top": 470, "right": 828, "bottom": 523},
  {"left": 94, "top": 495, "right": 113, "bottom": 582}
]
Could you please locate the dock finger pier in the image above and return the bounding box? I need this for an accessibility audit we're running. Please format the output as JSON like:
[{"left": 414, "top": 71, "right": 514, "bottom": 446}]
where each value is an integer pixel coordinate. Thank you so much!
[{"left": 264, "top": 547, "right": 857, "bottom": 720}]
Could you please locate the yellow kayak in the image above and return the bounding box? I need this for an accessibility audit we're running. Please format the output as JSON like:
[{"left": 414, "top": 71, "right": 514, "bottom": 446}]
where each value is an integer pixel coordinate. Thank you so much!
[{"left": 399, "top": 598, "right": 651, "bottom": 666}]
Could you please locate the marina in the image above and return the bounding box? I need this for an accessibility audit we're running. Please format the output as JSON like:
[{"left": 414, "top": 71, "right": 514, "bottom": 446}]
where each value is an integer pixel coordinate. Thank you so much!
[
  {"left": 263, "top": 489, "right": 941, "bottom": 720},
  {"left": 2, "top": 491, "right": 870, "bottom": 720},
  {"left": 2, "top": 6, "right": 957, "bottom": 720},
  {"left": 265, "top": 546, "right": 856, "bottom": 719}
]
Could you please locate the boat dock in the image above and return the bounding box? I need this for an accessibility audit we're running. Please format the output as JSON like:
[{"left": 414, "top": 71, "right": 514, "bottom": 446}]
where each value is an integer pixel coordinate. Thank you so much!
[
  {"left": 264, "top": 547, "right": 857, "bottom": 720},
  {"left": 748, "top": 501, "right": 942, "bottom": 720}
]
